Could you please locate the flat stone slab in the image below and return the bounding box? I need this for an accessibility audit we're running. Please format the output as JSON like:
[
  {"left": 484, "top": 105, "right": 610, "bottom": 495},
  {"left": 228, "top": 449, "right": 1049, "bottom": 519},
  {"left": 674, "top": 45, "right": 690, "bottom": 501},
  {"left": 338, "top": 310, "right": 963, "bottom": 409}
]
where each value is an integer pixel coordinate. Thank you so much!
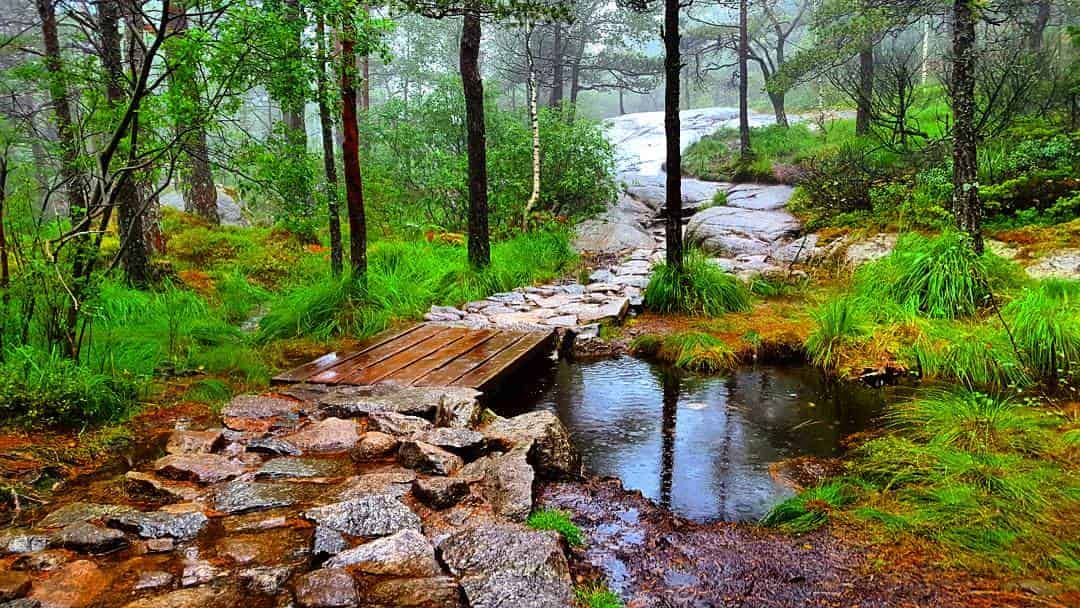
[
  {"left": 256, "top": 457, "right": 353, "bottom": 480},
  {"left": 324, "top": 529, "right": 441, "bottom": 577},
  {"left": 106, "top": 506, "right": 208, "bottom": 541},
  {"left": 212, "top": 481, "right": 300, "bottom": 515},
  {"left": 154, "top": 454, "right": 245, "bottom": 484},
  {"left": 282, "top": 418, "right": 360, "bottom": 453},
  {"left": 303, "top": 495, "right": 421, "bottom": 538}
]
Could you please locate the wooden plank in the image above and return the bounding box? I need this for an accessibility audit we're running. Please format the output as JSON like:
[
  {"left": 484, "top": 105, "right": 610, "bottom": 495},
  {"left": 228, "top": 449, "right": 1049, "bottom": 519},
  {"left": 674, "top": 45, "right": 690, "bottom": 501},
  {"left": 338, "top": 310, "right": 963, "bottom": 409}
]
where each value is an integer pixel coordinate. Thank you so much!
[
  {"left": 450, "top": 331, "right": 554, "bottom": 390},
  {"left": 413, "top": 331, "right": 527, "bottom": 387},
  {"left": 272, "top": 324, "right": 424, "bottom": 384},
  {"left": 343, "top": 327, "right": 471, "bottom": 385},
  {"left": 309, "top": 324, "right": 446, "bottom": 384},
  {"left": 380, "top": 329, "right": 498, "bottom": 386}
]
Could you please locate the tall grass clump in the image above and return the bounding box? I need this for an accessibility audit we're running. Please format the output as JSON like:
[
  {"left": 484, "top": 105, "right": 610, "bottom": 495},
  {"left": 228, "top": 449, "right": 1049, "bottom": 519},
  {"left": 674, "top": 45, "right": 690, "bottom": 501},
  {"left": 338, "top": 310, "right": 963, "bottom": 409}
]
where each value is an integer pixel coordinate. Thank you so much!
[
  {"left": 1004, "top": 280, "right": 1080, "bottom": 383},
  {"left": 760, "top": 480, "right": 862, "bottom": 534},
  {"left": 631, "top": 331, "right": 739, "bottom": 372},
  {"left": 644, "top": 250, "right": 750, "bottom": 316},
  {"left": 855, "top": 231, "right": 1021, "bottom": 319},
  {"left": 574, "top": 584, "right": 624, "bottom": 608},
  {"left": 901, "top": 320, "right": 1029, "bottom": 388},
  {"left": 258, "top": 273, "right": 388, "bottom": 341},
  {"left": 527, "top": 508, "right": 585, "bottom": 547},
  {"left": 804, "top": 296, "right": 868, "bottom": 371},
  {"left": 0, "top": 346, "right": 139, "bottom": 426},
  {"left": 846, "top": 388, "right": 1078, "bottom": 575}
]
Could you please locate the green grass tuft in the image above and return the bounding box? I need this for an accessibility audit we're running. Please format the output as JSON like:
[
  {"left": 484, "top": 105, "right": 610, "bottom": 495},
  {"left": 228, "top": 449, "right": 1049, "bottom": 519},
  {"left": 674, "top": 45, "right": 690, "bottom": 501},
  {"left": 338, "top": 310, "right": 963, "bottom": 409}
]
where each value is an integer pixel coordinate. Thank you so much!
[
  {"left": 855, "top": 231, "right": 1022, "bottom": 319},
  {"left": 574, "top": 583, "right": 624, "bottom": 608},
  {"left": 804, "top": 296, "right": 868, "bottom": 371},
  {"left": 527, "top": 508, "right": 585, "bottom": 548},
  {"left": 760, "top": 480, "right": 862, "bottom": 534},
  {"left": 1004, "top": 280, "right": 1080, "bottom": 383},
  {"left": 644, "top": 250, "right": 751, "bottom": 316},
  {"left": 632, "top": 331, "right": 739, "bottom": 373}
]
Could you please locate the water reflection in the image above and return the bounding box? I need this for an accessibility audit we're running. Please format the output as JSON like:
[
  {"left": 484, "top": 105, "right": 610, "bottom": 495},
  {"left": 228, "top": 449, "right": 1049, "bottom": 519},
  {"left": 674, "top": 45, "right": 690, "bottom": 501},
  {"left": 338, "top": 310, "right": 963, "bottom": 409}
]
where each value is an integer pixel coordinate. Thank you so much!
[{"left": 499, "top": 356, "right": 893, "bottom": 522}]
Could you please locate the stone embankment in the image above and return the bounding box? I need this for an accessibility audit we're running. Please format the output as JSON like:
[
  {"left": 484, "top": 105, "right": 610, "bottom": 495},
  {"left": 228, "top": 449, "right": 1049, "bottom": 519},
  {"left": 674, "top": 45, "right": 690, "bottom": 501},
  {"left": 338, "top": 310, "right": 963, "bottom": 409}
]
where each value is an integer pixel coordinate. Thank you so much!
[{"left": 0, "top": 385, "right": 583, "bottom": 607}]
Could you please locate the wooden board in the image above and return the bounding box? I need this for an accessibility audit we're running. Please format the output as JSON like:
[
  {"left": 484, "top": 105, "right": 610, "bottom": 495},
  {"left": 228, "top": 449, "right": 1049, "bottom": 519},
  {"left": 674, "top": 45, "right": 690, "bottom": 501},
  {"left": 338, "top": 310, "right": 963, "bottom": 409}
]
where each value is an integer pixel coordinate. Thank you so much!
[{"left": 272, "top": 323, "right": 555, "bottom": 392}]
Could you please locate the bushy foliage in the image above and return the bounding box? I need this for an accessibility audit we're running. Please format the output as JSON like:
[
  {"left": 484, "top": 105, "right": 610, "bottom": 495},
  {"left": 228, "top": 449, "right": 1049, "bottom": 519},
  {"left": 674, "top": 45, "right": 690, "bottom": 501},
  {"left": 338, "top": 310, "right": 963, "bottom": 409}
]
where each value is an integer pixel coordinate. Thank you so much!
[
  {"left": 1004, "top": 280, "right": 1080, "bottom": 383},
  {"left": 684, "top": 123, "right": 821, "bottom": 183},
  {"left": 361, "top": 79, "right": 615, "bottom": 234},
  {"left": 644, "top": 250, "right": 750, "bottom": 316},
  {"left": 0, "top": 346, "right": 139, "bottom": 426}
]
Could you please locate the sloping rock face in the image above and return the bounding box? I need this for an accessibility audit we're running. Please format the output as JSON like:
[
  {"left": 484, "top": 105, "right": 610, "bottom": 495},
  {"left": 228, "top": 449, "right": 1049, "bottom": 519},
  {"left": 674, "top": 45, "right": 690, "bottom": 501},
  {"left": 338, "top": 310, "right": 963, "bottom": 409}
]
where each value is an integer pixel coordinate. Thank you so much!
[
  {"left": 573, "top": 217, "right": 655, "bottom": 254},
  {"left": 1027, "top": 249, "right": 1080, "bottom": 279},
  {"left": 686, "top": 206, "right": 802, "bottom": 257},
  {"left": 303, "top": 496, "right": 422, "bottom": 538},
  {"left": 439, "top": 523, "right": 573, "bottom": 608},
  {"left": 481, "top": 411, "right": 582, "bottom": 479}
]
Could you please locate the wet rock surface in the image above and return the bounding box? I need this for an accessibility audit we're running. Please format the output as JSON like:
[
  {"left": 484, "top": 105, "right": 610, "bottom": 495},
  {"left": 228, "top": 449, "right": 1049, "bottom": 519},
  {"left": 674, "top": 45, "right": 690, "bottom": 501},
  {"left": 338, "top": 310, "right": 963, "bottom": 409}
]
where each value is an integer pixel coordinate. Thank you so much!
[{"left": 540, "top": 478, "right": 1040, "bottom": 607}]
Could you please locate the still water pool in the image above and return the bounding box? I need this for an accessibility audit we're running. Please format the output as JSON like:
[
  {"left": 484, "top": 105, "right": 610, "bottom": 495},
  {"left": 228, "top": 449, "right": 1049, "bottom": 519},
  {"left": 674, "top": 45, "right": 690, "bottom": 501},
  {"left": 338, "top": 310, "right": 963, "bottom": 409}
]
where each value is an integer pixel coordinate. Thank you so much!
[{"left": 500, "top": 356, "right": 897, "bottom": 522}]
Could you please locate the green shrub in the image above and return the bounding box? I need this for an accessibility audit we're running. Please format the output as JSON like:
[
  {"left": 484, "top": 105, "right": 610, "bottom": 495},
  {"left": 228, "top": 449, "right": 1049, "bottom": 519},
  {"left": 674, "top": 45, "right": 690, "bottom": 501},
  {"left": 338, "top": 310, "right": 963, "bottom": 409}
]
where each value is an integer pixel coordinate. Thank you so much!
[
  {"left": 644, "top": 250, "right": 750, "bottom": 316},
  {"left": 1005, "top": 280, "right": 1080, "bottom": 383},
  {"left": 804, "top": 296, "right": 867, "bottom": 371},
  {"left": 888, "top": 390, "right": 1055, "bottom": 454},
  {"left": 527, "top": 509, "right": 585, "bottom": 547},
  {"left": 0, "top": 346, "right": 139, "bottom": 426},
  {"left": 855, "top": 231, "right": 1021, "bottom": 319},
  {"left": 760, "top": 480, "right": 862, "bottom": 534},
  {"left": 258, "top": 274, "right": 387, "bottom": 341},
  {"left": 901, "top": 320, "right": 1029, "bottom": 388}
]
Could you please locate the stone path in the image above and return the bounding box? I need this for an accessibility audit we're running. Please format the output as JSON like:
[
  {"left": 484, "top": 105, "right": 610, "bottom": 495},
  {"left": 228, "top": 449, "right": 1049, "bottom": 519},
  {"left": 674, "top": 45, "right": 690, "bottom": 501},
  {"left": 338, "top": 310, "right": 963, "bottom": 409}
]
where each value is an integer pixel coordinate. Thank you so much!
[
  {"left": 0, "top": 386, "right": 584, "bottom": 607},
  {"left": 423, "top": 106, "right": 813, "bottom": 335}
]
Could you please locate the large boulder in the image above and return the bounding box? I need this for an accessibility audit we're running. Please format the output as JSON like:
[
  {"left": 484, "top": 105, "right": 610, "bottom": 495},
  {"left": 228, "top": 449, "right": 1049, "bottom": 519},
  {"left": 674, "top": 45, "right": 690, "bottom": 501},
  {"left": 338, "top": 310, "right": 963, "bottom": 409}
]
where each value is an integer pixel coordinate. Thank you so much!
[
  {"left": 573, "top": 219, "right": 655, "bottom": 254},
  {"left": 459, "top": 447, "right": 534, "bottom": 521},
  {"left": 320, "top": 385, "right": 477, "bottom": 421},
  {"left": 303, "top": 495, "right": 421, "bottom": 538},
  {"left": 160, "top": 187, "right": 248, "bottom": 227},
  {"left": 397, "top": 441, "right": 463, "bottom": 476},
  {"left": 685, "top": 206, "right": 802, "bottom": 257},
  {"left": 37, "top": 502, "right": 135, "bottom": 529},
  {"left": 282, "top": 418, "right": 360, "bottom": 453},
  {"left": 324, "top": 530, "right": 441, "bottom": 577},
  {"left": 438, "top": 523, "right": 572, "bottom": 608},
  {"left": 480, "top": 411, "right": 581, "bottom": 479},
  {"left": 1027, "top": 249, "right": 1080, "bottom": 280}
]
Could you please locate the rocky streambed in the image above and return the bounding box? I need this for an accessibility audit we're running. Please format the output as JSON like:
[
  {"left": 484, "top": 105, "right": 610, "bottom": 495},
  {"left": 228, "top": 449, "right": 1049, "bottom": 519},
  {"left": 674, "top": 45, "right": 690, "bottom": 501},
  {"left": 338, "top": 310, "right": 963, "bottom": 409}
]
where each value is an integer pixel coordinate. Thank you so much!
[{"left": 0, "top": 386, "right": 585, "bottom": 607}]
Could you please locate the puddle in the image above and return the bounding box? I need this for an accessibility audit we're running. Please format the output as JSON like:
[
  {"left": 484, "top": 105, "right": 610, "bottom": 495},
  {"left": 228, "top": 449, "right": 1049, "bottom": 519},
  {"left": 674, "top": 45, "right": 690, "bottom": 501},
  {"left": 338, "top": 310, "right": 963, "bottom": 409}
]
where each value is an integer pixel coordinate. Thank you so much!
[{"left": 502, "top": 356, "right": 904, "bottom": 522}]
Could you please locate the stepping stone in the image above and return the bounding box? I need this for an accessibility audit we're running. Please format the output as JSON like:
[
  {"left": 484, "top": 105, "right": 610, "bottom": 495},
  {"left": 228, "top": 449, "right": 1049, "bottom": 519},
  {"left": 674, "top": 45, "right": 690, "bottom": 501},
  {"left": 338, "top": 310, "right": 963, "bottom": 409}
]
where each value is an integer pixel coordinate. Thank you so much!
[
  {"left": 324, "top": 529, "right": 440, "bottom": 577},
  {"left": 304, "top": 495, "right": 421, "bottom": 538},
  {"left": 212, "top": 480, "right": 299, "bottom": 515},
  {"left": 293, "top": 568, "right": 358, "bottom": 608},
  {"left": 282, "top": 418, "right": 360, "bottom": 453},
  {"left": 397, "top": 441, "right": 463, "bottom": 476},
  {"left": 51, "top": 522, "right": 129, "bottom": 555},
  {"left": 154, "top": 454, "right": 245, "bottom": 484},
  {"left": 256, "top": 457, "right": 352, "bottom": 480},
  {"left": 165, "top": 429, "right": 224, "bottom": 455},
  {"left": 106, "top": 506, "right": 208, "bottom": 540}
]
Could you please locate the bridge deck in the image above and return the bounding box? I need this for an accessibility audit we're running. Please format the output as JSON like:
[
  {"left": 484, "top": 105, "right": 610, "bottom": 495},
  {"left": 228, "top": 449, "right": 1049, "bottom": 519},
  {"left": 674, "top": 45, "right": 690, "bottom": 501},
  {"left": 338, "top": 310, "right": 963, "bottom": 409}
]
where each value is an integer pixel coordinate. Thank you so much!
[{"left": 272, "top": 323, "right": 555, "bottom": 392}]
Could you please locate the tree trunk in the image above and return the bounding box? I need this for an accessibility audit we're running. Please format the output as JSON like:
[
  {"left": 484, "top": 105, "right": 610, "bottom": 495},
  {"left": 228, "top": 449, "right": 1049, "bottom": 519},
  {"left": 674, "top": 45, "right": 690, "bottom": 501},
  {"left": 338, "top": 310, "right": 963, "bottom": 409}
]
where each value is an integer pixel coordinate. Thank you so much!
[
  {"left": 738, "top": 0, "right": 751, "bottom": 158},
  {"left": 0, "top": 158, "right": 8, "bottom": 293},
  {"left": 1028, "top": 0, "right": 1051, "bottom": 51},
  {"left": 768, "top": 91, "right": 788, "bottom": 128},
  {"left": 124, "top": 0, "right": 163, "bottom": 255},
  {"left": 921, "top": 17, "right": 931, "bottom": 85},
  {"left": 169, "top": 4, "right": 219, "bottom": 224},
  {"left": 856, "top": 44, "right": 874, "bottom": 136},
  {"left": 282, "top": 0, "right": 307, "bottom": 144},
  {"left": 99, "top": 0, "right": 150, "bottom": 286},
  {"left": 460, "top": 11, "right": 490, "bottom": 269},
  {"left": 35, "top": 0, "right": 87, "bottom": 217},
  {"left": 317, "top": 11, "right": 343, "bottom": 275},
  {"left": 950, "top": 0, "right": 983, "bottom": 254},
  {"left": 569, "top": 44, "right": 583, "bottom": 108},
  {"left": 618, "top": 88, "right": 625, "bottom": 115},
  {"left": 549, "top": 23, "right": 564, "bottom": 108},
  {"left": 523, "top": 26, "right": 541, "bottom": 227},
  {"left": 663, "top": 0, "right": 683, "bottom": 272},
  {"left": 340, "top": 7, "right": 367, "bottom": 278}
]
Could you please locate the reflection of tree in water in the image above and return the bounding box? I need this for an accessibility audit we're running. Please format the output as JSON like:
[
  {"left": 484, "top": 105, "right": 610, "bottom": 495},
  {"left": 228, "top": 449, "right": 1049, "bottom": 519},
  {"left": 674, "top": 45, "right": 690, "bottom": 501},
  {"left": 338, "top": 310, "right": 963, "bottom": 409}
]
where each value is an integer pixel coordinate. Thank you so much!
[{"left": 660, "top": 369, "right": 678, "bottom": 510}]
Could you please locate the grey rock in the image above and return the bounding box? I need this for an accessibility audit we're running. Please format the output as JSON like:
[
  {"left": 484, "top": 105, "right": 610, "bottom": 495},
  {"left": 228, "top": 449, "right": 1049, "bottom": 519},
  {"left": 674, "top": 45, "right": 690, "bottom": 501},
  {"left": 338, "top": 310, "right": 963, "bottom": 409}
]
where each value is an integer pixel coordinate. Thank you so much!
[
  {"left": 293, "top": 569, "right": 358, "bottom": 608},
  {"left": 367, "top": 412, "right": 433, "bottom": 437},
  {"left": 165, "top": 429, "right": 224, "bottom": 455},
  {"left": 319, "top": 385, "right": 444, "bottom": 419},
  {"left": 123, "top": 472, "right": 202, "bottom": 502},
  {"left": 50, "top": 522, "right": 129, "bottom": 554},
  {"left": 160, "top": 186, "right": 248, "bottom": 227},
  {"left": 351, "top": 432, "right": 399, "bottom": 460},
  {"left": 361, "top": 576, "right": 463, "bottom": 608},
  {"left": 438, "top": 523, "right": 572, "bottom": 608},
  {"left": 133, "top": 570, "right": 173, "bottom": 591},
  {"left": 0, "top": 530, "right": 49, "bottom": 555},
  {"left": 411, "top": 428, "right": 484, "bottom": 455},
  {"left": 154, "top": 453, "right": 245, "bottom": 484},
  {"left": 573, "top": 218, "right": 655, "bottom": 254},
  {"left": 843, "top": 233, "right": 897, "bottom": 266},
  {"left": 256, "top": 457, "right": 351, "bottom": 479},
  {"left": 413, "top": 477, "right": 470, "bottom": 510},
  {"left": 106, "top": 507, "right": 208, "bottom": 540},
  {"left": 239, "top": 565, "right": 293, "bottom": 595},
  {"left": 212, "top": 480, "right": 298, "bottom": 514},
  {"left": 726, "top": 184, "right": 794, "bottom": 210},
  {"left": 313, "top": 526, "right": 348, "bottom": 557},
  {"left": 282, "top": 417, "right": 360, "bottom": 453},
  {"left": 433, "top": 387, "right": 483, "bottom": 429},
  {"left": 686, "top": 206, "right": 802, "bottom": 256},
  {"left": 333, "top": 469, "right": 417, "bottom": 501},
  {"left": 120, "top": 585, "right": 242, "bottom": 608},
  {"left": 397, "top": 441, "right": 463, "bottom": 476},
  {"left": 222, "top": 395, "right": 302, "bottom": 420},
  {"left": 460, "top": 447, "right": 534, "bottom": 521},
  {"left": 303, "top": 495, "right": 421, "bottom": 538},
  {"left": 324, "top": 529, "right": 440, "bottom": 577},
  {"left": 481, "top": 410, "right": 582, "bottom": 479},
  {"left": 37, "top": 502, "right": 135, "bottom": 529},
  {"left": 1027, "top": 249, "right": 1080, "bottom": 280},
  {"left": 588, "top": 269, "right": 616, "bottom": 283},
  {"left": 245, "top": 436, "right": 302, "bottom": 457}
]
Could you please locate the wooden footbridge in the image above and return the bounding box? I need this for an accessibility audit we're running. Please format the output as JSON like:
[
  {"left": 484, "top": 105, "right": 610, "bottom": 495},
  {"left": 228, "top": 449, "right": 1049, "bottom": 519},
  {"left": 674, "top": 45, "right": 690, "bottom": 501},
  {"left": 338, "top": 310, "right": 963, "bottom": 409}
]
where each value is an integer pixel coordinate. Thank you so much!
[{"left": 273, "top": 323, "right": 555, "bottom": 392}]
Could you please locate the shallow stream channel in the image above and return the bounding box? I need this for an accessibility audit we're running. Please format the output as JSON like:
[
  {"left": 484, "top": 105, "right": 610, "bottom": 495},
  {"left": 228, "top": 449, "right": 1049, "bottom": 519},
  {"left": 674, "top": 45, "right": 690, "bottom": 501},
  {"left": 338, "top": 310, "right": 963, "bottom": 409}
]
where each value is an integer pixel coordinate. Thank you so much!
[{"left": 501, "top": 355, "right": 907, "bottom": 522}]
